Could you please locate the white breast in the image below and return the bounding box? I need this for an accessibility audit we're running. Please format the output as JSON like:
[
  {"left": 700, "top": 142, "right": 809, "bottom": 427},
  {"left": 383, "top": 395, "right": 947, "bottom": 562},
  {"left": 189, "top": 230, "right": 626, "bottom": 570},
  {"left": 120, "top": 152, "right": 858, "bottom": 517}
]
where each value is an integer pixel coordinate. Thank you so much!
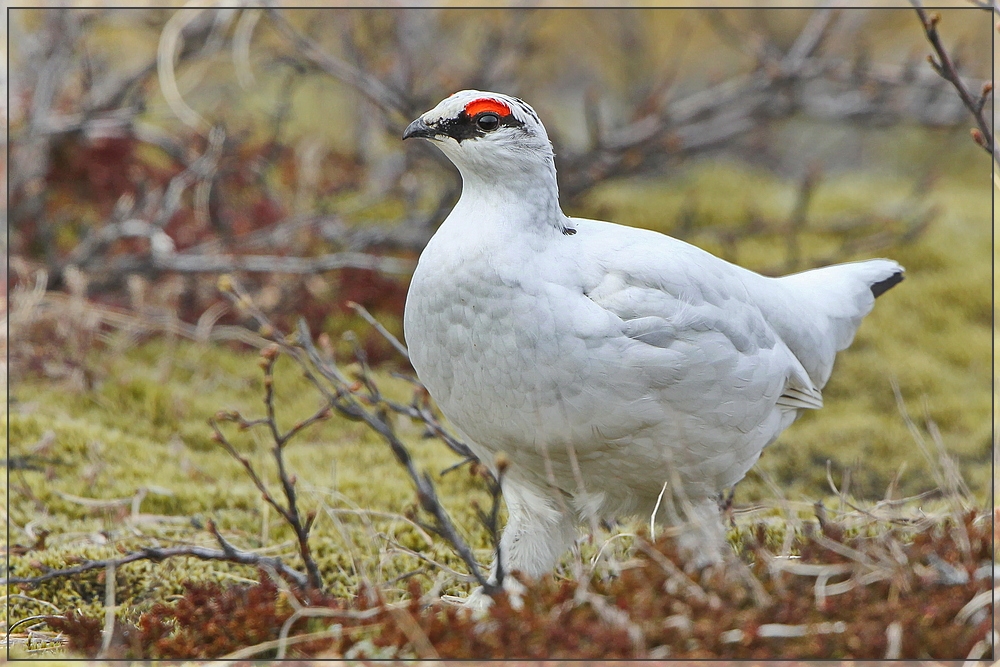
[{"left": 403, "top": 220, "right": 799, "bottom": 517}]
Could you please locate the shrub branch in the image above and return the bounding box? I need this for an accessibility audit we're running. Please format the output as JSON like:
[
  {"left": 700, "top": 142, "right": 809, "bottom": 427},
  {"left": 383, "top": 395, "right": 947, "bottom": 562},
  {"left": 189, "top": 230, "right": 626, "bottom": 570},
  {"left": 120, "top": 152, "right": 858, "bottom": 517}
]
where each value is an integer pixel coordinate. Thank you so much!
[
  {"left": 215, "top": 276, "right": 501, "bottom": 594},
  {"left": 291, "top": 317, "right": 501, "bottom": 594},
  {"left": 911, "top": 3, "right": 997, "bottom": 165},
  {"left": 2, "top": 520, "right": 309, "bottom": 589}
]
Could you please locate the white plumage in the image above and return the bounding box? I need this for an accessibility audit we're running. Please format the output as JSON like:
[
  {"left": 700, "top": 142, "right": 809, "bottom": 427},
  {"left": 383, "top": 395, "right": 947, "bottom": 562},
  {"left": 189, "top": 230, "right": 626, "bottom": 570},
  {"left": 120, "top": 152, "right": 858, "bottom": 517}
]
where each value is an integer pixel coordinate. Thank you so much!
[{"left": 402, "top": 90, "right": 903, "bottom": 579}]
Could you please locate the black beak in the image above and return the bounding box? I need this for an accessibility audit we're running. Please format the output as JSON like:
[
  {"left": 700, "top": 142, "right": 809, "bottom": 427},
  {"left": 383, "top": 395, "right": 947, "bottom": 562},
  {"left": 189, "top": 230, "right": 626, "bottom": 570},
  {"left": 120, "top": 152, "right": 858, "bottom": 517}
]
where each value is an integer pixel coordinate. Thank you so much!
[{"left": 402, "top": 118, "right": 436, "bottom": 140}]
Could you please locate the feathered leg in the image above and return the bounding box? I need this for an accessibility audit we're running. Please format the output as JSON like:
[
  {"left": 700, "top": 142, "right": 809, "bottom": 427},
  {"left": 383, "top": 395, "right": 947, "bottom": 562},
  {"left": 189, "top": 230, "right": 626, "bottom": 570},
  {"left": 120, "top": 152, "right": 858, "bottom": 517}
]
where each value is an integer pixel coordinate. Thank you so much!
[{"left": 490, "top": 479, "right": 578, "bottom": 582}]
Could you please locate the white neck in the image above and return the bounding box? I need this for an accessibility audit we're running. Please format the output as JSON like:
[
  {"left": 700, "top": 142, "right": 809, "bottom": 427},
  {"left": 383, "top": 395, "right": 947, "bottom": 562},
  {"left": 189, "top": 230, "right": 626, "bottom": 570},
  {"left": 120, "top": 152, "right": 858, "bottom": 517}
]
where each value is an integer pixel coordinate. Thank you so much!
[{"left": 450, "top": 154, "right": 567, "bottom": 238}]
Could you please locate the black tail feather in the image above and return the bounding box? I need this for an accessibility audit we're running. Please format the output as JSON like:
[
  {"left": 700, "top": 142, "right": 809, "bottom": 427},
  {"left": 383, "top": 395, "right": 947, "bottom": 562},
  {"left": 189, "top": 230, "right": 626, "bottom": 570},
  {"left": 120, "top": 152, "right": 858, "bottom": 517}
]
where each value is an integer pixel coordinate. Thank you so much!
[{"left": 870, "top": 271, "right": 904, "bottom": 298}]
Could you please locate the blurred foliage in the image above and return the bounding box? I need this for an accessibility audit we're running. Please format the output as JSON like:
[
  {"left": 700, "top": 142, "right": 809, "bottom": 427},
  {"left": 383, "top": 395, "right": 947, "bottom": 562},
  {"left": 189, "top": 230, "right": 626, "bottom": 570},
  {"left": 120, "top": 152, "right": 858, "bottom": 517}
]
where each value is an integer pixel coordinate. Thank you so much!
[{"left": 8, "top": 8, "right": 992, "bottom": 356}]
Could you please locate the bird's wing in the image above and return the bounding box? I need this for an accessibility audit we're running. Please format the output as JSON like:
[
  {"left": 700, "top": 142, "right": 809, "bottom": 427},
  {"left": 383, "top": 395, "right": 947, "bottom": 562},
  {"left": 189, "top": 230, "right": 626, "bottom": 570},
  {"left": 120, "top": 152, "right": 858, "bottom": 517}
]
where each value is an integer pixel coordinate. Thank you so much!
[{"left": 565, "top": 218, "right": 823, "bottom": 421}]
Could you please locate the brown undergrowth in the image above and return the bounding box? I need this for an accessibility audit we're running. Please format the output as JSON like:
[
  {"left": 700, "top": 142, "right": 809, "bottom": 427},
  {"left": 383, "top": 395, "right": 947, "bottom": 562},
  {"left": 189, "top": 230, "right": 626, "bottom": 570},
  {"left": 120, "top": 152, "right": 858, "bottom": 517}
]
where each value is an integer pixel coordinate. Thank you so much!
[{"left": 44, "top": 508, "right": 994, "bottom": 660}]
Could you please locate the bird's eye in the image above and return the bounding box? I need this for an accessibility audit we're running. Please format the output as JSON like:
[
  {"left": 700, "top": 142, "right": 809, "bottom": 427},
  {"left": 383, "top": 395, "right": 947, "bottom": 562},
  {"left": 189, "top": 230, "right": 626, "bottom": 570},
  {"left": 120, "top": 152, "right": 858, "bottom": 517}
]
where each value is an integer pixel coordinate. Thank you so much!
[{"left": 476, "top": 113, "right": 500, "bottom": 131}]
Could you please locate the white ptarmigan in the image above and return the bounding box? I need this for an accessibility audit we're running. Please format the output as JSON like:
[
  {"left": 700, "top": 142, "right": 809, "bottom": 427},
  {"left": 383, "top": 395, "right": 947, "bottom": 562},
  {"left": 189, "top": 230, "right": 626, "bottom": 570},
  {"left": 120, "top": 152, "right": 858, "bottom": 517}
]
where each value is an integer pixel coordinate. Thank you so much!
[{"left": 402, "top": 90, "right": 903, "bottom": 580}]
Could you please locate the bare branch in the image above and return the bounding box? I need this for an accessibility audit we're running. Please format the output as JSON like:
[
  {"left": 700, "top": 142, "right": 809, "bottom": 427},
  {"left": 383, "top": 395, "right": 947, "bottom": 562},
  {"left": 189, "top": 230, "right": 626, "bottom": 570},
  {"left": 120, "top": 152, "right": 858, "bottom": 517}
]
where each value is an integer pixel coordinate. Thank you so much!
[
  {"left": 266, "top": 8, "right": 412, "bottom": 124},
  {"left": 209, "top": 278, "right": 493, "bottom": 594},
  {"left": 210, "top": 343, "right": 327, "bottom": 590},
  {"left": 2, "top": 521, "right": 310, "bottom": 589},
  {"left": 784, "top": 164, "right": 821, "bottom": 272},
  {"left": 291, "top": 317, "right": 497, "bottom": 594},
  {"left": 471, "top": 459, "right": 508, "bottom": 589},
  {"left": 347, "top": 300, "right": 409, "bottom": 359},
  {"left": 233, "top": 8, "right": 263, "bottom": 90},
  {"left": 157, "top": 7, "right": 220, "bottom": 133},
  {"left": 104, "top": 250, "right": 415, "bottom": 277},
  {"left": 966, "top": 0, "right": 1000, "bottom": 16},
  {"left": 782, "top": 8, "right": 837, "bottom": 71},
  {"left": 152, "top": 125, "right": 226, "bottom": 229},
  {"left": 209, "top": 416, "right": 291, "bottom": 524},
  {"left": 911, "top": 3, "right": 998, "bottom": 165},
  {"left": 557, "top": 8, "right": 982, "bottom": 200}
]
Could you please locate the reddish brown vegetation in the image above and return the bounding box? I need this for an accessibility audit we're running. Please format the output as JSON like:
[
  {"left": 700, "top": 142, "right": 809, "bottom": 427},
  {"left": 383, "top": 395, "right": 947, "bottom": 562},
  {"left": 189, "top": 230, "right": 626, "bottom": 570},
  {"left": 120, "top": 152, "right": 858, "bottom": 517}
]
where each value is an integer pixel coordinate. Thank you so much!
[
  {"left": 45, "top": 510, "right": 993, "bottom": 660},
  {"left": 11, "top": 124, "right": 412, "bottom": 369}
]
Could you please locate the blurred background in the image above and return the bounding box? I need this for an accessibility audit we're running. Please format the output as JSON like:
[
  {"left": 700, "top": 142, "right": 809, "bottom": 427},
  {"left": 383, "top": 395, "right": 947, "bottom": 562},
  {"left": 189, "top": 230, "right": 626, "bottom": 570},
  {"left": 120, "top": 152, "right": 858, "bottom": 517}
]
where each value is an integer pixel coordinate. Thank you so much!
[{"left": 7, "top": 6, "right": 994, "bottom": 502}]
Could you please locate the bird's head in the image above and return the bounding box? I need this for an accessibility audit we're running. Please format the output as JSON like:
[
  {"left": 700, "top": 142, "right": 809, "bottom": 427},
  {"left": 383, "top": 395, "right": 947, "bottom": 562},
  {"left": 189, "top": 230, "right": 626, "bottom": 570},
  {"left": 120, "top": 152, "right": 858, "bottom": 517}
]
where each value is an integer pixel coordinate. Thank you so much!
[{"left": 403, "top": 90, "right": 554, "bottom": 181}]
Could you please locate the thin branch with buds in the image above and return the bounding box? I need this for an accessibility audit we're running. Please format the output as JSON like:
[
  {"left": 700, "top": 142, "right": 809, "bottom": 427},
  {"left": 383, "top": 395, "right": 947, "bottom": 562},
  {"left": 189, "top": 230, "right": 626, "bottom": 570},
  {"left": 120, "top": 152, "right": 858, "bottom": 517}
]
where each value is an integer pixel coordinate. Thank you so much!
[
  {"left": 208, "top": 347, "right": 330, "bottom": 591},
  {"left": 911, "top": 3, "right": 997, "bottom": 166}
]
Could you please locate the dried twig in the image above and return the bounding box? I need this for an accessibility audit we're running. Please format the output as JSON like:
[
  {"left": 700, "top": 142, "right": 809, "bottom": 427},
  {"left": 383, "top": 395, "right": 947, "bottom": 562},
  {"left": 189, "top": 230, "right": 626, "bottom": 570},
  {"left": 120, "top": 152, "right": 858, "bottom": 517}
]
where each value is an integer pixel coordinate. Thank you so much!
[
  {"left": 10, "top": 8, "right": 220, "bottom": 233},
  {"left": 557, "top": 8, "right": 979, "bottom": 200},
  {"left": 347, "top": 301, "right": 408, "bottom": 359},
  {"left": 210, "top": 344, "right": 330, "bottom": 590},
  {"left": 470, "top": 459, "right": 508, "bottom": 589},
  {"left": 291, "top": 318, "right": 498, "bottom": 594},
  {"left": 108, "top": 249, "right": 415, "bottom": 277},
  {"left": 911, "top": 3, "right": 997, "bottom": 165},
  {"left": 266, "top": 8, "right": 412, "bottom": 124},
  {"left": 211, "top": 277, "right": 498, "bottom": 594},
  {"left": 383, "top": 373, "right": 477, "bottom": 464},
  {"left": 1, "top": 520, "right": 310, "bottom": 589},
  {"left": 10, "top": 277, "right": 477, "bottom": 594},
  {"left": 13, "top": 7, "right": 985, "bottom": 312},
  {"left": 157, "top": 7, "right": 227, "bottom": 133},
  {"left": 784, "top": 164, "right": 820, "bottom": 272},
  {"left": 258, "top": 6, "right": 980, "bottom": 207}
]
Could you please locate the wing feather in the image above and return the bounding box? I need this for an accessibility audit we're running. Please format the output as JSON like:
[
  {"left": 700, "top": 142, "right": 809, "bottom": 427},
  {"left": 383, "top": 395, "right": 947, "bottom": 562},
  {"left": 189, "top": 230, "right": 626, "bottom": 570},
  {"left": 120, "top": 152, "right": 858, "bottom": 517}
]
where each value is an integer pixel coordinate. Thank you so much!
[
  {"left": 570, "top": 217, "right": 824, "bottom": 425},
  {"left": 776, "top": 385, "right": 824, "bottom": 410}
]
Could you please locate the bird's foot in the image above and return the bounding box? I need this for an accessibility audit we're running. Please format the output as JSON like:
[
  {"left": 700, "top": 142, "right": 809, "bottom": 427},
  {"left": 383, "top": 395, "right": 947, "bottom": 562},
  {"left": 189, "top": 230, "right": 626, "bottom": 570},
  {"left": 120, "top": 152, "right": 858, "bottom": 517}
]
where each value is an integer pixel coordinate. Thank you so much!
[{"left": 441, "top": 574, "right": 528, "bottom": 612}]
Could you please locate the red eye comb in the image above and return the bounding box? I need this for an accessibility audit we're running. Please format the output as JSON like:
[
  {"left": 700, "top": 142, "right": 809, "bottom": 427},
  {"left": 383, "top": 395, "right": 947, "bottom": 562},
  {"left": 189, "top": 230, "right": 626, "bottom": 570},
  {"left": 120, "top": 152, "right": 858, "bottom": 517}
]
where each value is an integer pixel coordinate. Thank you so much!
[{"left": 464, "top": 99, "right": 511, "bottom": 117}]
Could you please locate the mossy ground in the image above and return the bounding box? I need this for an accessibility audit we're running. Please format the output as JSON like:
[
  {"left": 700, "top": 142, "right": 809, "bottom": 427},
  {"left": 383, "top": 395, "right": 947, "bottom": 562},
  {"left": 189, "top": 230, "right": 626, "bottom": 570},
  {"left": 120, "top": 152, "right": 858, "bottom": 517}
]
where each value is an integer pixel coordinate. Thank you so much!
[
  {"left": 7, "top": 341, "right": 496, "bottom": 634},
  {"left": 6, "top": 138, "right": 992, "bottom": 657}
]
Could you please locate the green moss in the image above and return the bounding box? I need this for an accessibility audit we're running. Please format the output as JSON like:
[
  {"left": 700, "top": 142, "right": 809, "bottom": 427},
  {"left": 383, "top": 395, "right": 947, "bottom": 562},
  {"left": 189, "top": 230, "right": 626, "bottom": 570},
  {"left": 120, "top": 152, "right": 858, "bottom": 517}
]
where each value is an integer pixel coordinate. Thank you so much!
[{"left": 7, "top": 340, "right": 495, "bottom": 633}]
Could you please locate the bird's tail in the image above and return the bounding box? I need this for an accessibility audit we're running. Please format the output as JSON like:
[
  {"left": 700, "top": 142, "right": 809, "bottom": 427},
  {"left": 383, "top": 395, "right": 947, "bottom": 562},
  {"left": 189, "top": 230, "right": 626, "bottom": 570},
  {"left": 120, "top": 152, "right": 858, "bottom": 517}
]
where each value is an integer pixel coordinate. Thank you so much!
[{"left": 765, "top": 259, "right": 904, "bottom": 388}]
